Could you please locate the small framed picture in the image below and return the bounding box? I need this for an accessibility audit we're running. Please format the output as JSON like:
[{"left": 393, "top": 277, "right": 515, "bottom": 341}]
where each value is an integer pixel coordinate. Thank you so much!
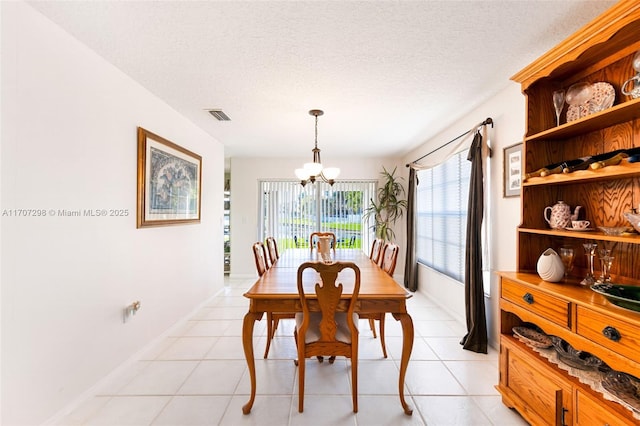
[
  {"left": 503, "top": 143, "right": 523, "bottom": 198},
  {"left": 137, "top": 127, "right": 202, "bottom": 228}
]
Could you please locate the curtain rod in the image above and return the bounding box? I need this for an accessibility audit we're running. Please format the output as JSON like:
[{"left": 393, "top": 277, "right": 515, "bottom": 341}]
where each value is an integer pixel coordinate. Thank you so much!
[{"left": 405, "top": 117, "right": 493, "bottom": 167}]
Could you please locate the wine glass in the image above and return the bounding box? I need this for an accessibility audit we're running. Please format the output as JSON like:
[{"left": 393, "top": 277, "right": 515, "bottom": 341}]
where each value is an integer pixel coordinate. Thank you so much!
[
  {"left": 581, "top": 242, "right": 597, "bottom": 285},
  {"left": 559, "top": 247, "right": 574, "bottom": 281},
  {"left": 597, "top": 248, "right": 612, "bottom": 282},
  {"left": 553, "top": 90, "right": 565, "bottom": 126},
  {"left": 600, "top": 255, "right": 614, "bottom": 283},
  {"left": 566, "top": 82, "right": 593, "bottom": 120}
]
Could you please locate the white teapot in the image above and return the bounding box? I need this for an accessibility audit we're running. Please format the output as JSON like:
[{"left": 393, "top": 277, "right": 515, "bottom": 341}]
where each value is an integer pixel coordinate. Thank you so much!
[
  {"left": 544, "top": 201, "right": 581, "bottom": 229},
  {"left": 622, "top": 50, "right": 640, "bottom": 99},
  {"left": 622, "top": 75, "right": 640, "bottom": 99}
]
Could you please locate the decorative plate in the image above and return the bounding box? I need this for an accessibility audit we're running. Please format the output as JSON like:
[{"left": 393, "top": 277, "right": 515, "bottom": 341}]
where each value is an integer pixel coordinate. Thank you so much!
[
  {"left": 598, "top": 226, "right": 633, "bottom": 236},
  {"left": 550, "top": 336, "right": 608, "bottom": 371},
  {"left": 591, "top": 283, "right": 640, "bottom": 313},
  {"left": 564, "top": 227, "right": 594, "bottom": 232},
  {"left": 602, "top": 371, "right": 640, "bottom": 411},
  {"left": 512, "top": 326, "right": 552, "bottom": 348},
  {"left": 567, "top": 82, "right": 615, "bottom": 122}
]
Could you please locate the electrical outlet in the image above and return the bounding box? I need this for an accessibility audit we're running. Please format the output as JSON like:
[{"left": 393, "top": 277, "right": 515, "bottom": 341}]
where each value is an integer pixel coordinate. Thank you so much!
[
  {"left": 122, "top": 301, "right": 141, "bottom": 323},
  {"left": 123, "top": 306, "right": 132, "bottom": 323}
]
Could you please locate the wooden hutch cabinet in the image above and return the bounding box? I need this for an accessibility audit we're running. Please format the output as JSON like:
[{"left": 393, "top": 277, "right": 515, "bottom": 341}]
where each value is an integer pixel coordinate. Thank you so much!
[{"left": 497, "top": 2, "right": 640, "bottom": 425}]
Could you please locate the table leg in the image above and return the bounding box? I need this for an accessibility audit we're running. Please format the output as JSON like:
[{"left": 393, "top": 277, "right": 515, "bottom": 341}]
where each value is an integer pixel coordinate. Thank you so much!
[
  {"left": 393, "top": 312, "right": 414, "bottom": 415},
  {"left": 242, "top": 311, "right": 263, "bottom": 414}
]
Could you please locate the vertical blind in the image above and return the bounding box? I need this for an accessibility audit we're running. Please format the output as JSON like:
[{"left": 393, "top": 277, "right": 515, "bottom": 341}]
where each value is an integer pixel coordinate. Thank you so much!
[
  {"left": 259, "top": 180, "right": 377, "bottom": 251},
  {"left": 415, "top": 150, "right": 471, "bottom": 282}
]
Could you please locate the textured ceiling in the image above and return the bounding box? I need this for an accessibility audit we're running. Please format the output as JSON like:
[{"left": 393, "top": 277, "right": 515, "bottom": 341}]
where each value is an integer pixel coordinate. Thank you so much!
[{"left": 28, "top": 1, "right": 615, "bottom": 160}]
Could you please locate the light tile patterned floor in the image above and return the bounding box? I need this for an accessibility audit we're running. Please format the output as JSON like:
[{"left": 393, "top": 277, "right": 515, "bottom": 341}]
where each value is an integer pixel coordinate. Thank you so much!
[{"left": 57, "top": 277, "right": 527, "bottom": 426}]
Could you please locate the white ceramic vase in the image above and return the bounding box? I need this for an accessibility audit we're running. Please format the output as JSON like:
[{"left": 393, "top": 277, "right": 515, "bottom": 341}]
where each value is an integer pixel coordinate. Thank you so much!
[
  {"left": 536, "top": 248, "right": 565, "bottom": 282},
  {"left": 317, "top": 236, "right": 332, "bottom": 261}
]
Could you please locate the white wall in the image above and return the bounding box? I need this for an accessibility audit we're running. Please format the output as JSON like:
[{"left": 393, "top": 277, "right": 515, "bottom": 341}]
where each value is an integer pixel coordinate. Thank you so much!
[
  {"left": 229, "top": 157, "right": 404, "bottom": 277},
  {"left": 400, "top": 84, "right": 525, "bottom": 347},
  {"left": 230, "top": 83, "right": 526, "bottom": 343},
  {"left": 1, "top": 3, "right": 225, "bottom": 424}
]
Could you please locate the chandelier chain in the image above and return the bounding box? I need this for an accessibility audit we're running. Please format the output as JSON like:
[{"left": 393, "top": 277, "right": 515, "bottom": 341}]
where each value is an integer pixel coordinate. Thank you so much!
[{"left": 314, "top": 115, "right": 319, "bottom": 149}]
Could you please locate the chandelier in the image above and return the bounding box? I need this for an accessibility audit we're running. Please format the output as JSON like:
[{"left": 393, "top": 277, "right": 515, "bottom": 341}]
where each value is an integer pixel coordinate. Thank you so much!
[{"left": 294, "top": 109, "right": 340, "bottom": 186}]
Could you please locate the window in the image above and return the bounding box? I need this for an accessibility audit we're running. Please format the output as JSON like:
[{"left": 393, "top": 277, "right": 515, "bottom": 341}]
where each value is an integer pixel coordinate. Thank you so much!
[
  {"left": 415, "top": 150, "right": 470, "bottom": 282},
  {"left": 259, "top": 180, "right": 377, "bottom": 251}
]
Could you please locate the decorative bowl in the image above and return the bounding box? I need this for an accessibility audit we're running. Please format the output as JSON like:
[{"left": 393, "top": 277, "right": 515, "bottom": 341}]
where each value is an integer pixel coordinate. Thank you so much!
[
  {"left": 550, "top": 336, "right": 608, "bottom": 371},
  {"left": 512, "top": 326, "right": 553, "bottom": 349},
  {"left": 591, "top": 283, "right": 640, "bottom": 313},
  {"left": 624, "top": 212, "right": 640, "bottom": 233},
  {"left": 598, "top": 226, "right": 629, "bottom": 236},
  {"left": 601, "top": 370, "right": 640, "bottom": 411}
]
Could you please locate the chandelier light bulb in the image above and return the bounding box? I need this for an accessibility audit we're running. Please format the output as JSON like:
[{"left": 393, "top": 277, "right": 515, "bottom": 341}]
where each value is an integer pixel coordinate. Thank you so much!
[
  {"left": 303, "top": 162, "right": 323, "bottom": 176},
  {"left": 295, "top": 168, "right": 310, "bottom": 181},
  {"left": 322, "top": 167, "right": 340, "bottom": 180}
]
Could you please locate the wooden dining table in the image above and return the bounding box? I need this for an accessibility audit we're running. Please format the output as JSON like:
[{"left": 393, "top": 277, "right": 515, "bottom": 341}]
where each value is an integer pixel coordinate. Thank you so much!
[{"left": 242, "top": 248, "right": 414, "bottom": 415}]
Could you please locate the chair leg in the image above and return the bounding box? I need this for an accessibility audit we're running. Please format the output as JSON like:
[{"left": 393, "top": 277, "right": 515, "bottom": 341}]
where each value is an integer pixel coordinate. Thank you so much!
[
  {"left": 263, "top": 312, "right": 273, "bottom": 359},
  {"left": 298, "top": 357, "right": 305, "bottom": 412},
  {"left": 368, "top": 318, "right": 377, "bottom": 338},
  {"left": 351, "top": 351, "right": 358, "bottom": 413},
  {"left": 379, "top": 314, "right": 388, "bottom": 358}
]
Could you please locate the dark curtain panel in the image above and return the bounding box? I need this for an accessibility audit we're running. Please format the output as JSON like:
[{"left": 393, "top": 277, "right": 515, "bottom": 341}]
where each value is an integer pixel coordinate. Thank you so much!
[
  {"left": 404, "top": 167, "right": 418, "bottom": 292},
  {"left": 460, "top": 131, "right": 488, "bottom": 353}
]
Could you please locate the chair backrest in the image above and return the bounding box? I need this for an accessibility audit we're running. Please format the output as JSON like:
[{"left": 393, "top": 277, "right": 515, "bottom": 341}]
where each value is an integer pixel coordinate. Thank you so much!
[
  {"left": 297, "top": 261, "right": 360, "bottom": 343},
  {"left": 377, "top": 242, "right": 388, "bottom": 267},
  {"left": 309, "top": 232, "right": 337, "bottom": 251},
  {"left": 379, "top": 243, "right": 399, "bottom": 276},
  {"left": 369, "top": 238, "right": 384, "bottom": 264},
  {"left": 252, "top": 242, "right": 269, "bottom": 276},
  {"left": 266, "top": 237, "right": 279, "bottom": 265}
]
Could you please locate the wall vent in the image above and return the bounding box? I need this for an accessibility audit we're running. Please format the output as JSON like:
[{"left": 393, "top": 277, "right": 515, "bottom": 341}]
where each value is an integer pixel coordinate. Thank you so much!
[{"left": 207, "top": 109, "right": 231, "bottom": 121}]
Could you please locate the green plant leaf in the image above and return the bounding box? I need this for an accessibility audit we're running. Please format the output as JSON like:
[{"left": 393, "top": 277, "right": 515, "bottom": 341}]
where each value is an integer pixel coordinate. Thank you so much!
[{"left": 364, "top": 166, "right": 407, "bottom": 242}]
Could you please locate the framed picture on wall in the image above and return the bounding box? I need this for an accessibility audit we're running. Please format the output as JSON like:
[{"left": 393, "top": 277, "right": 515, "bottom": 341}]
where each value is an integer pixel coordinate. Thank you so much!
[
  {"left": 137, "top": 127, "right": 202, "bottom": 228},
  {"left": 503, "top": 143, "right": 522, "bottom": 198}
]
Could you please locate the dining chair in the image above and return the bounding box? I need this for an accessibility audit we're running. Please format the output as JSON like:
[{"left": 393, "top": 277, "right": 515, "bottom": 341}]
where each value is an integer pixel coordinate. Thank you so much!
[
  {"left": 377, "top": 242, "right": 388, "bottom": 267},
  {"left": 253, "top": 241, "right": 293, "bottom": 358},
  {"left": 366, "top": 238, "right": 385, "bottom": 339},
  {"left": 369, "top": 238, "right": 384, "bottom": 264},
  {"left": 294, "top": 261, "right": 360, "bottom": 413},
  {"left": 380, "top": 243, "right": 399, "bottom": 276},
  {"left": 365, "top": 242, "right": 399, "bottom": 358},
  {"left": 309, "top": 231, "right": 337, "bottom": 252},
  {"left": 265, "top": 236, "right": 279, "bottom": 266},
  {"left": 252, "top": 242, "right": 269, "bottom": 277}
]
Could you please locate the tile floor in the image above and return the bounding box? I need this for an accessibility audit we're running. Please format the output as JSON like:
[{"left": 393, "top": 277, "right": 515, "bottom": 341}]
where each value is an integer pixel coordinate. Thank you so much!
[{"left": 57, "top": 277, "right": 528, "bottom": 426}]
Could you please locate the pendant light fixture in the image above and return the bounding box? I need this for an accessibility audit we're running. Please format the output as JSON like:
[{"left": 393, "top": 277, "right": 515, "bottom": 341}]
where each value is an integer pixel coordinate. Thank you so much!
[{"left": 294, "top": 109, "right": 340, "bottom": 186}]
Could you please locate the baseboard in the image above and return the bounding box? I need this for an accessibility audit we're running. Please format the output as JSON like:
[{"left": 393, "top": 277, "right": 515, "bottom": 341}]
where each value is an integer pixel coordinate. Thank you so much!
[{"left": 43, "top": 287, "right": 226, "bottom": 425}]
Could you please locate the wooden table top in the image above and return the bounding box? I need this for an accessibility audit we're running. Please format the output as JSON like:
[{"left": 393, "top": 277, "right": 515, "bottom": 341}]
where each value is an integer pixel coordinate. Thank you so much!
[{"left": 245, "top": 248, "right": 411, "bottom": 300}]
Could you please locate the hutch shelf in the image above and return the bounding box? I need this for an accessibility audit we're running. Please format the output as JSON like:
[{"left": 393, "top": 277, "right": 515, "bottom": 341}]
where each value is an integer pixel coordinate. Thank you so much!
[{"left": 497, "top": 1, "right": 640, "bottom": 424}]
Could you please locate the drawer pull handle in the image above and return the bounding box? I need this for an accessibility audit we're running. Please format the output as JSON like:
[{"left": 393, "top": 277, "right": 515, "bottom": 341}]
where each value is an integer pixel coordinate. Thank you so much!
[
  {"left": 523, "top": 293, "right": 534, "bottom": 304},
  {"left": 602, "top": 326, "right": 621, "bottom": 342},
  {"left": 561, "top": 407, "right": 568, "bottom": 426}
]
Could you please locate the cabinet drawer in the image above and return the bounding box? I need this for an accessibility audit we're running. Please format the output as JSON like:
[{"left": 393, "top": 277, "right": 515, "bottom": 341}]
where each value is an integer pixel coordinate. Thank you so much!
[
  {"left": 575, "top": 389, "right": 636, "bottom": 426},
  {"left": 502, "top": 279, "right": 571, "bottom": 328},
  {"left": 576, "top": 306, "right": 640, "bottom": 361},
  {"left": 505, "top": 343, "right": 573, "bottom": 425}
]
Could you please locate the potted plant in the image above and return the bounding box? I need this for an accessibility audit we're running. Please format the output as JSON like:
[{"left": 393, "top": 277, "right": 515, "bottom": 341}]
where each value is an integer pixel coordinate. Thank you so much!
[{"left": 364, "top": 166, "right": 407, "bottom": 241}]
